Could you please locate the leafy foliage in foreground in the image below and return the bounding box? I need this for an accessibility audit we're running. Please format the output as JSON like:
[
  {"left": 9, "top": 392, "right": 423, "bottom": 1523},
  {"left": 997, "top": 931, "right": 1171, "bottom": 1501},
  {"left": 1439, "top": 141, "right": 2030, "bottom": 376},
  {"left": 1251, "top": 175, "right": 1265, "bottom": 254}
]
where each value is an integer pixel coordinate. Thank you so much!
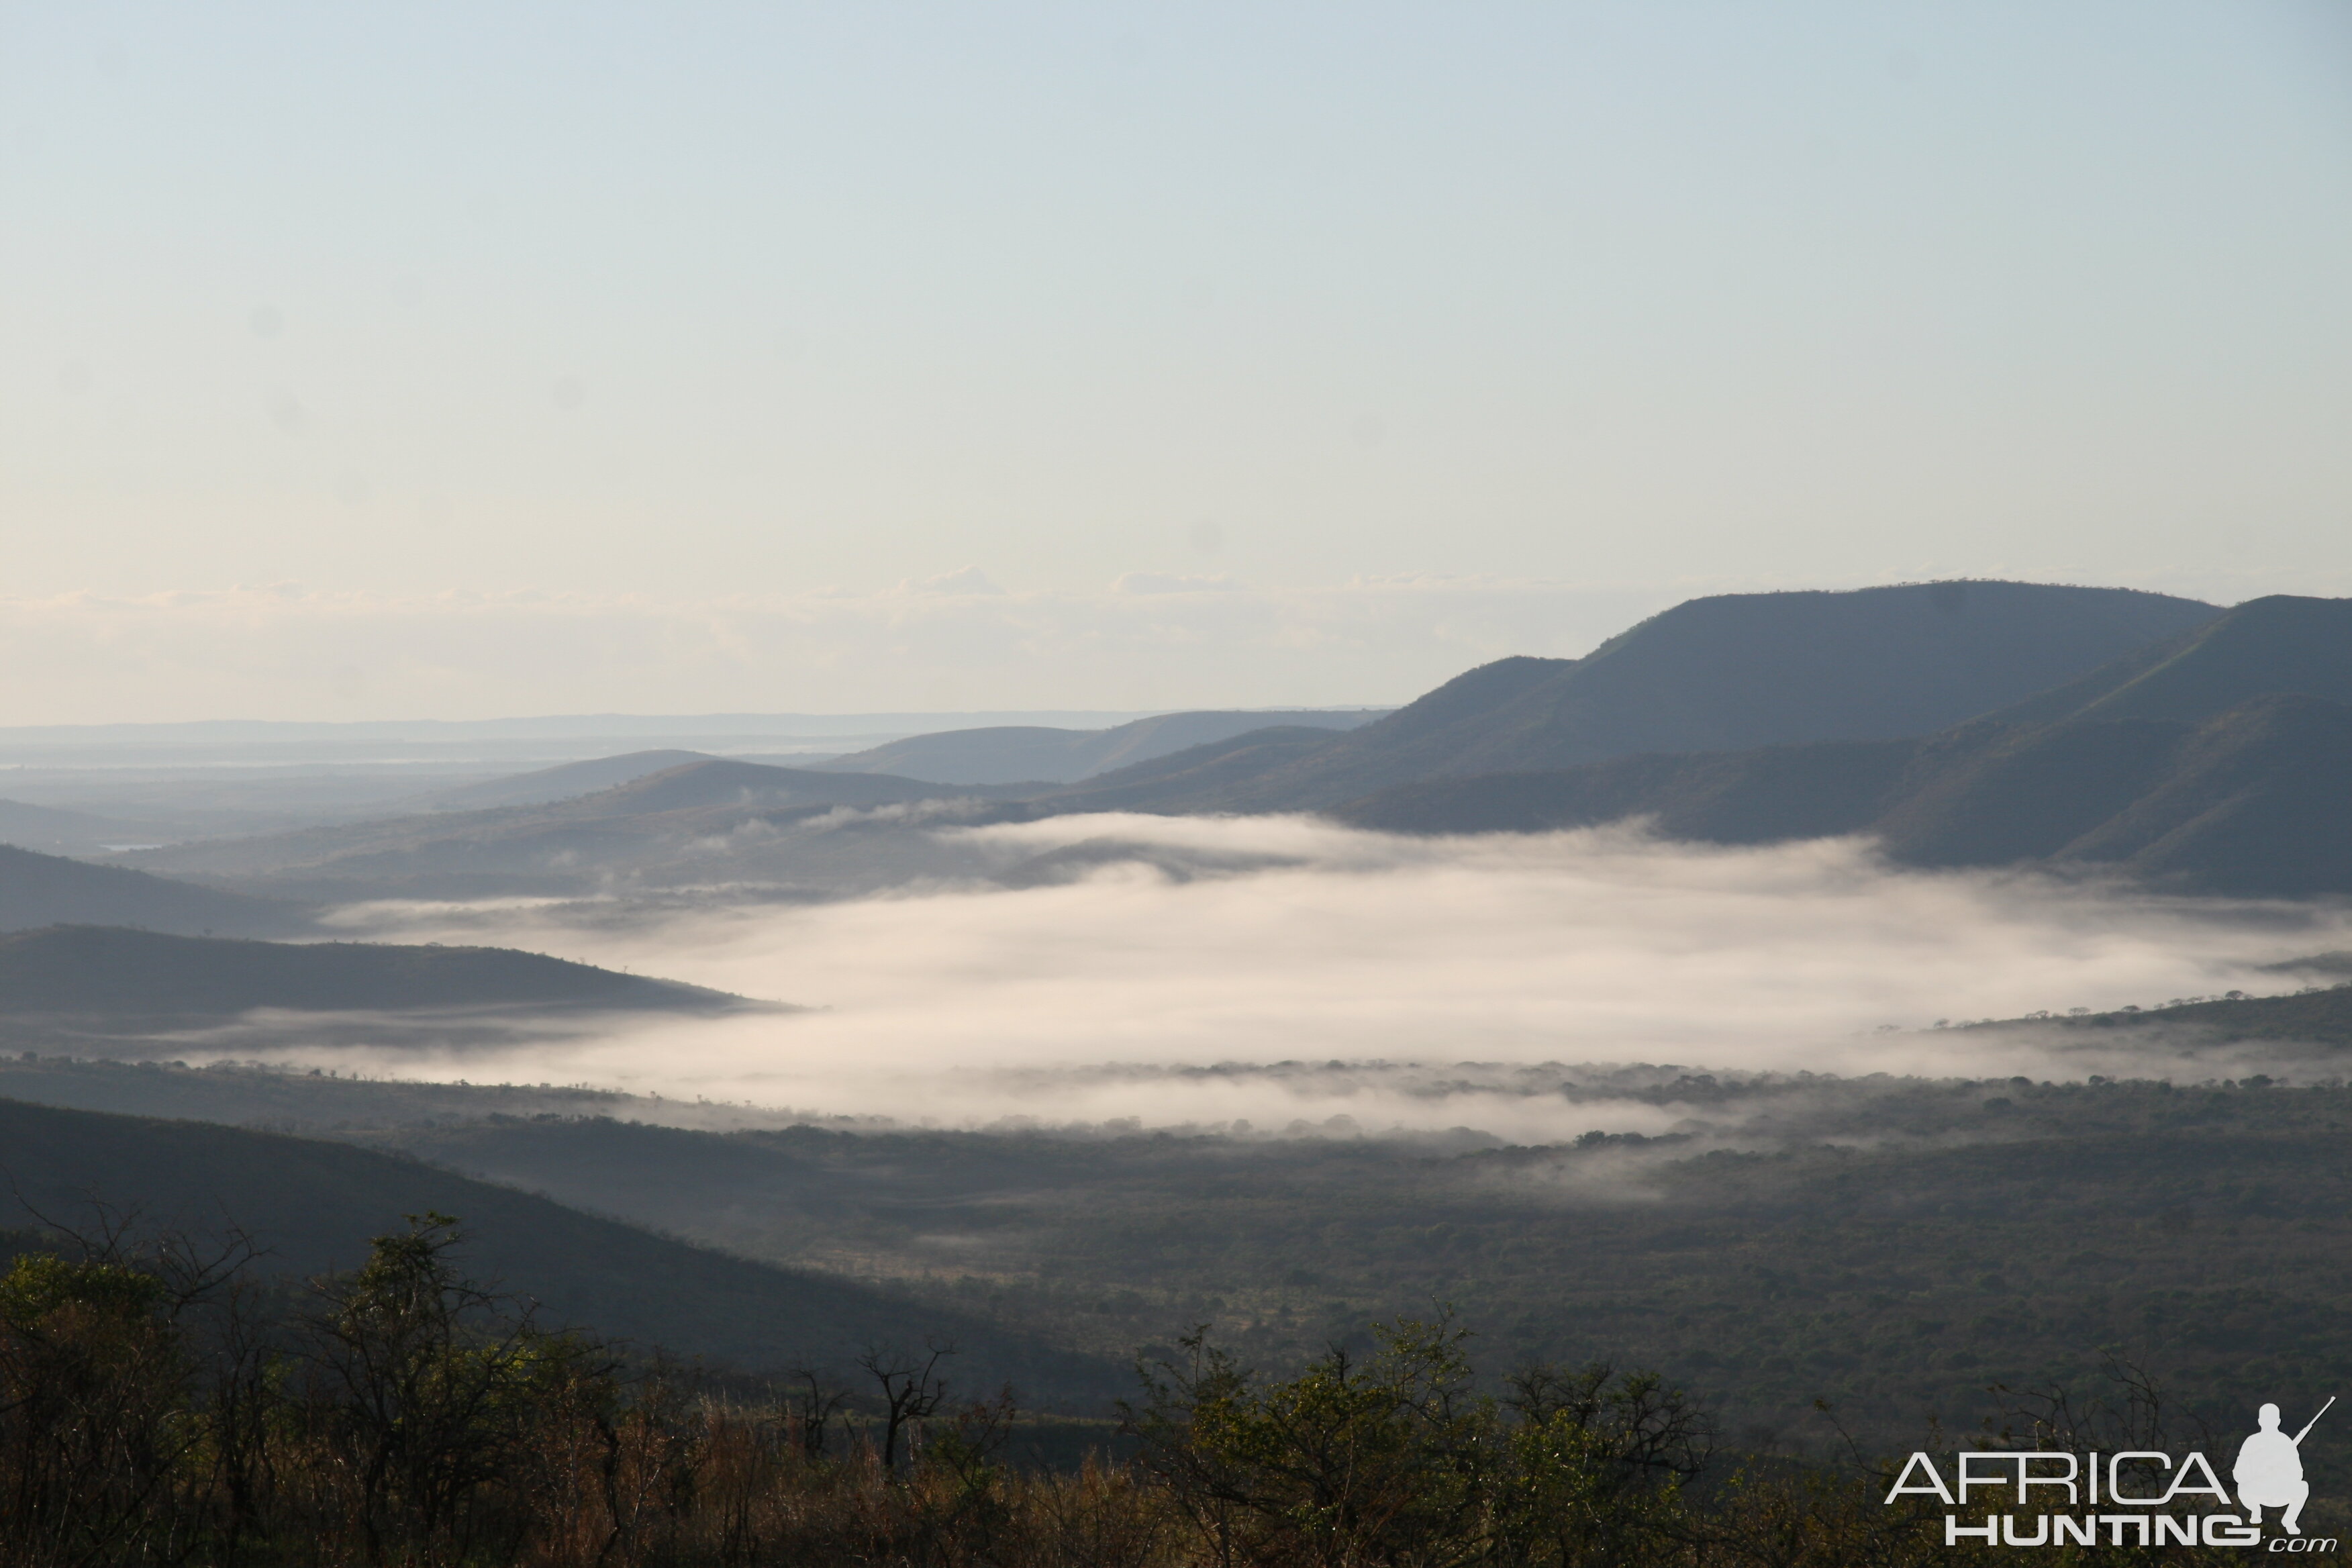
[{"left": 0, "top": 1214, "right": 2306, "bottom": 1567}]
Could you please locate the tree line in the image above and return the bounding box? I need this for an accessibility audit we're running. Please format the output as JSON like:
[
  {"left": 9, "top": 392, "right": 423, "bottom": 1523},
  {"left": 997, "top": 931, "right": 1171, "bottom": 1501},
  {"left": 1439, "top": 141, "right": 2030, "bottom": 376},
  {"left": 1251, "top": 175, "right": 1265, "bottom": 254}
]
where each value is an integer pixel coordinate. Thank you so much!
[{"left": 0, "top": 1212, "right": 2276, "bottom": 1565}]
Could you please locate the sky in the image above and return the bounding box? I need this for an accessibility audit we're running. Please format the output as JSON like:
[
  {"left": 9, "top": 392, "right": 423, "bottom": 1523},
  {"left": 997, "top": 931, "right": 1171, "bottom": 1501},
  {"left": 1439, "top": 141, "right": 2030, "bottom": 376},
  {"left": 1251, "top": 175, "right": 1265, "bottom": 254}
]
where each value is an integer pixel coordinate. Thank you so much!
[{"left": 3, "top": 1, "right": 2349, "bottom": 722}]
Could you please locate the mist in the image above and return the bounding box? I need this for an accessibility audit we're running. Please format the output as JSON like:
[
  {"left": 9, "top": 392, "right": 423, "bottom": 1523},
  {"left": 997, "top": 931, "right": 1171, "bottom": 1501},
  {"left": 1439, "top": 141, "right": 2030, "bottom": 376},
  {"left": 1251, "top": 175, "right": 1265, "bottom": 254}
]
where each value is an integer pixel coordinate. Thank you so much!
[{"left": 269, "top": 816, "right": 2350, "bottom": 1138}]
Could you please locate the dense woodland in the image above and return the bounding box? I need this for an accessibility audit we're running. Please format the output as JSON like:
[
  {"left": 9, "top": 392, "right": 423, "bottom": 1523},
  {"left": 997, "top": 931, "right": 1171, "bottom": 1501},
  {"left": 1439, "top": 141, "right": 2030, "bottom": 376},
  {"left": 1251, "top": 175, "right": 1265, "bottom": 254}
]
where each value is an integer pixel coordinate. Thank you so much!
[
  {"left": 6, "top": 1210, "right": 2324, "bottom": 1567},
  {"left": 12, "top": 1051, "right": 2352, "bottom": 1455}
]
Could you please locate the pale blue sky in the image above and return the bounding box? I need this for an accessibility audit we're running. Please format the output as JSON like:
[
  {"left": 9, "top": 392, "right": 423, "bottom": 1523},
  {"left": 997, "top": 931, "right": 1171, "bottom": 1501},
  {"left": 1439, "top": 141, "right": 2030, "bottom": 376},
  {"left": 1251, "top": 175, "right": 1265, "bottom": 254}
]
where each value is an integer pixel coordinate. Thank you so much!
[{"left": 2, "top": 2, "right": 2348, "bottom": 718}]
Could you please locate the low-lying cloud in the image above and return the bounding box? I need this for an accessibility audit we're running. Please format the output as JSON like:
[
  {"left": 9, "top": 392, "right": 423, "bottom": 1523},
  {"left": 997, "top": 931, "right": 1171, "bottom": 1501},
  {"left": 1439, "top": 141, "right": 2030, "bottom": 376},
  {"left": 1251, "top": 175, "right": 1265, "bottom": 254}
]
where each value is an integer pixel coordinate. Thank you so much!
[{"left": 234, "top": 816, "right": 2352, "bottom": 1138}]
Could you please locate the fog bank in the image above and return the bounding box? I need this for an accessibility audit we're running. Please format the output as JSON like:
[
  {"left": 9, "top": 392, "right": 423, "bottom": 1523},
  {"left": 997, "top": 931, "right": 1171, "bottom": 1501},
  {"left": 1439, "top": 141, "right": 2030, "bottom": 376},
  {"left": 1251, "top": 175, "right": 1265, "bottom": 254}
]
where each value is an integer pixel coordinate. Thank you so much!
[{"left": 279, "top": 817, "right": 2349, "bottom": 1135}]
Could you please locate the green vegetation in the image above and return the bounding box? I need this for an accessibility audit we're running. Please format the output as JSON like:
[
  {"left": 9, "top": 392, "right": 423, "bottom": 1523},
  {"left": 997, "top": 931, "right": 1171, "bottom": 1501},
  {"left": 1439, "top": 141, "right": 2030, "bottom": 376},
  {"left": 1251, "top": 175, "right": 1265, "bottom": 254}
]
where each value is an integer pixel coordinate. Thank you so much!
[
  {"left": 264, "top": 1071, "right": 2352, "bottom": 1455},
  {"left": 6, "top": 1213, "right": 2296, "bottom": 1565},
  {"left": 19, "top": 1046, "right": 2352, "bottom": 1459},
  {"left": 2012, "top": 978, "right": 2352, "bottom": 1049},
  {"left": 19, "top": 1055, "right": 2352, "bottom": 1455},
  {"left": 0, "top": 1097, "right": 1120, "bottom": 1406}
]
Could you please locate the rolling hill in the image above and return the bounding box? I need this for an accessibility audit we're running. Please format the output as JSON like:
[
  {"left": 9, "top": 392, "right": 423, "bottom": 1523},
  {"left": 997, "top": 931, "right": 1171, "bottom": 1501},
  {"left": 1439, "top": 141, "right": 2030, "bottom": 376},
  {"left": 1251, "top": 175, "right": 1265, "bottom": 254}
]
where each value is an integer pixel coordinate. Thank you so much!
[
  {"left": 1969, "top": 974, "right": 2352, "bottom": 1049},
  {"left": 1987, "top": 591, "right": 2352, "bottom": 728},
  {"left": 0, "top": 1097, "right": 1121, "bottom": 1406},
  {"left": 1039, "top": 581, "right": 2220, "bottom": 813},
  {"left": 1042, "top": 727, "right": 1367, "bottom": 815},
  {"left": 124, "top": 758, "right": 1020, "bottom": 898},
  {"left": 0, "top": 924, "right": 750, "bottom": 1019},
  {"left": 415, "top": 748, "right": 716, "bottom": 810},
  {"left": 1336, "top": 597, "right": 2352, "bottom": 896},
  {"left": 0, "top": 797, "right": 165, "bottom": 856},
  {"left": 0, "top": 842, "right": 307, "bottom": 936},
  {"left": 819, "top": 709, "right": 1388, "bottom": 786}
]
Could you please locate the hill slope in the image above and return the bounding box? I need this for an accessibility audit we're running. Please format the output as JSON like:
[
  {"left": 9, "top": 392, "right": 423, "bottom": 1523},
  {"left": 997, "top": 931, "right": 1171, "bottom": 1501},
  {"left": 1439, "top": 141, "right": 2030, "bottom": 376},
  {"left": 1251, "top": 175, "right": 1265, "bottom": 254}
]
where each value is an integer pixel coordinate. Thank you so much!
[
  {"left": 0, "top": 925, "right": 748, "bottom": 1018},
  {"left": 0, "top": 842, "right": 306, "bottom": 936},
  {"left": 822, "top": 709, "right": 1387, "bottom": 786},
  {"left": 126, "top": 758, "right": 1014, "bottom": 897},
  {"left": 1988, "top": 593, "right": 2352, "bottom": 728},
  {"left": 418, "top": 749, "right": 715, "bottom": 811},
  {"left": 0, "top": 1097, "right": 1119, "bottom": 1404},
  {"left": 0, "top": 797, "right": 162, "bottom": 856},
  {"left": 1043, "top": 728, "right": 1366, "bottom": 814},
  {"left": 1336, "top": 597, "right": 2352, "bottom": 896},
  {"left": 1066, "top": 581, "right": 2219, "bottom": 812}
]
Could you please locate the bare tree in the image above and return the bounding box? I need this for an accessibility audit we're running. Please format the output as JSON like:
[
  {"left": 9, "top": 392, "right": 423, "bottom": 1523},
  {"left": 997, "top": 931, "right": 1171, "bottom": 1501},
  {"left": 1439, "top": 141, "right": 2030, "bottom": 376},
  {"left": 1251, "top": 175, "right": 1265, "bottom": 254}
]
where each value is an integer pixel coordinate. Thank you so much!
[
  {"left": 785, "top": 1366, "right": 850, "bottom": 1463},
  {"left": 856, "top": 1339, "right": 955, "bottom": 1472}
]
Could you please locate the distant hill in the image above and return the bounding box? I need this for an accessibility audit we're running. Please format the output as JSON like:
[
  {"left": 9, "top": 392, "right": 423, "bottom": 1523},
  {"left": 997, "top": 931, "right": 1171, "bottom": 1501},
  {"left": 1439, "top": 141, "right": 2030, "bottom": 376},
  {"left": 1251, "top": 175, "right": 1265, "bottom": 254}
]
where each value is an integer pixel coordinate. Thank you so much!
[
  {"left": 0, "top": 843, "right": 305, "bottom": 936},
  {"left": 1874, "top": 693, "right": 2352, "bottom": 891},
  {"left": 1336, "top": 597, "right": 2352, "bottom": 897},
  {"left": 0, "top": 797, "right": 164, "bottom": 856},
  {"left": 1046, "top": 582, "right": 2220, "bottom": 813},
  {"left": 418, "top": 749, "right": 715, "bottom": 811},
  {"left": 126, "top": 758, "right": 1017, "bottom": 897},
  {"left": 0, "top": 925, "right": 750, "bottom": 1019},
  {"left": 0, "top": 1097, "right": 1121, "bottom": 1406},
  {"left": 820, "top": 709, "right": 1389, "bottom": 786},
  {"left": 580, "top": 758, "right": 956, "bottom": 814},
  {"left": 1042, "top": 727, "right": 1367, "bottom": 814},
  {"left": 1982, "top": 593, "right": 2352, "bottom": 727},
  {"left": 1970, "top": 979, "right": 2352, "bottom": 1050}
]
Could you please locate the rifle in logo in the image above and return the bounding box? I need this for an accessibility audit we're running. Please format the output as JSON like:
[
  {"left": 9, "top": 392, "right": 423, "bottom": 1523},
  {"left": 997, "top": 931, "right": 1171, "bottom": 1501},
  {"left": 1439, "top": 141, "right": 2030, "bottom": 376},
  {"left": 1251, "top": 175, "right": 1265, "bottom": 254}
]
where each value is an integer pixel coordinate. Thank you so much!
[{"left": 2239, "top": 1397, "right": 2334, "bottom": 1536}]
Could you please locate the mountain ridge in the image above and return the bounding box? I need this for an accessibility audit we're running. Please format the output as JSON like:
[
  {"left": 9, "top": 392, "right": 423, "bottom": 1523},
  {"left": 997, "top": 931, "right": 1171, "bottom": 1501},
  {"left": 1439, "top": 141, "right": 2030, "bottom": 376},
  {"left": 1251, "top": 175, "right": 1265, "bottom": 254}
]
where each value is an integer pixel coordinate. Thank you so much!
[
  {"left": 1333, "top": 595, "right": 2352, "bottom": 896},
  {"left": 818, "top": 708, "right": 1389, "bottom": 786},
  {"left": 1043, "top": 581, "right": 2222, "bottom": 814}
]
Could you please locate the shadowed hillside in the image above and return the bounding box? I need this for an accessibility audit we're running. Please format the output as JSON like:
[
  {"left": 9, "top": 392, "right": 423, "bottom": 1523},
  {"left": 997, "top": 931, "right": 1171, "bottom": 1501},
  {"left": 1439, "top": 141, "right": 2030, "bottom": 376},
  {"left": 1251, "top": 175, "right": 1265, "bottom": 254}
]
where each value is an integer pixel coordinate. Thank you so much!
[
  {"left": 0, "top": 1097, "right": 1121, "bottom": 1406},
  {"left": 0, "top": 797, "right": 166, "bottom": 856},
  {"left": 1047, "top": 581, "right": 2218, "bottom": 812},
  {"left": 0, "top": 925, "right": 752, "bottom": 1018},
  {"left": 416, "top": 748, "right": 715, "bottom": 810},
  {"left": 1042, "top": 728, "right": 1365, "bottom": 814},
  {"left": 1337, "top": 597, "right": 2352, "bottom": 897},
  {"left": 122, "top": 758, "right": 1031, "bottom": 899},
  {"left": 308, "top": 1079, "right": 2352, "bottom": 1455},
  {"left": 820, "top": 709, "right": 1387, "bottom": 786},
  {"left": 0, "top": 843, "right": 307, "bottom": 936},
  {"left": 1988, "top": 592, "right": 2352, "bottom": 727},
  {"left": 1971, "top": 971, "right": 2352, "bottom": 1048}
]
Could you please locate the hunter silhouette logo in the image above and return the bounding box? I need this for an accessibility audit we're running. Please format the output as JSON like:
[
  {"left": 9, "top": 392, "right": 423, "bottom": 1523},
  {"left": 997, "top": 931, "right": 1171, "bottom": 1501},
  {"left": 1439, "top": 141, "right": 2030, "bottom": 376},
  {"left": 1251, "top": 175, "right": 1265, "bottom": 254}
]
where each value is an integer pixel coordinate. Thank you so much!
[
  {"left": 1885, "top": 1395, "right": 2338, "bottom": 1551},
  {"left": 2240, "top": 1398, "right": 2333, "bottom": 1537}
]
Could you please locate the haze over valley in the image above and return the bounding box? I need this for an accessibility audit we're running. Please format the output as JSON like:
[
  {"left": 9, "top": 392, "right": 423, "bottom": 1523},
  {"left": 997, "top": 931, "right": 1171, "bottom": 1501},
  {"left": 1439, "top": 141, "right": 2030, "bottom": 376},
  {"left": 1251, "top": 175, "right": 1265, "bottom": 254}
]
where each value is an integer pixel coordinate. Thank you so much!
[
  {"left": 10, "top": 581, "right": 2352, "bottom": 1441},
  {"left": 7, "top": 7, "right": 2350, "bottom": 1559}
]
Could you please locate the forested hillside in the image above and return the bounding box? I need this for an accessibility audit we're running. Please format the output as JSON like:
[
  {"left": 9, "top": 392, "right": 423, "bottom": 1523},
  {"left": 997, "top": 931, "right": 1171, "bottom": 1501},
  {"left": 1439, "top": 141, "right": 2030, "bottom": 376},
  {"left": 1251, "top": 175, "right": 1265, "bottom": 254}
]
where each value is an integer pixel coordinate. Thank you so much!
[{"left": 0, "top": 1097, "right": 1118, "bottom": 1404}]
